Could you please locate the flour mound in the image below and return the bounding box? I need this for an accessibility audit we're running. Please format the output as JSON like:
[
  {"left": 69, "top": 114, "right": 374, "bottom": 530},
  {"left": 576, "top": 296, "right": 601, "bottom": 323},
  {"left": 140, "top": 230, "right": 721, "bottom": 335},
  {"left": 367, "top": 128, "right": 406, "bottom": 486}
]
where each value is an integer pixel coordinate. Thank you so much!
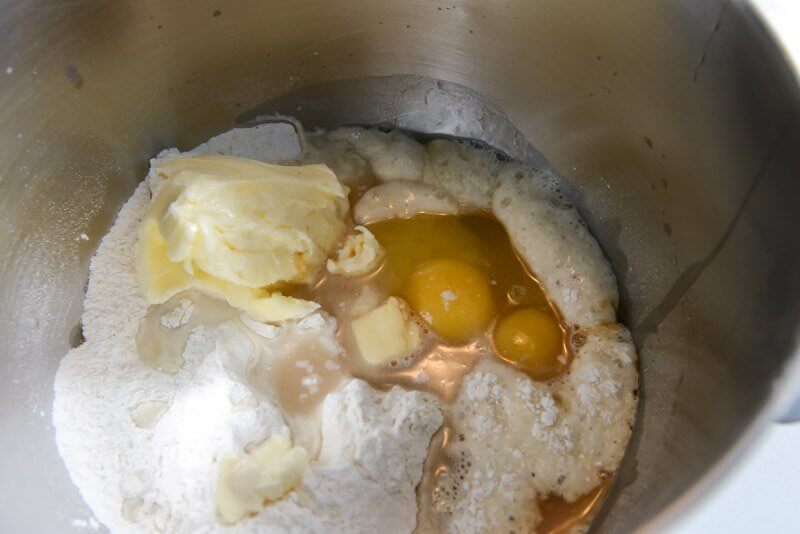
[{"left": 53, "top": 125, "right": 443, "bottom": 534}]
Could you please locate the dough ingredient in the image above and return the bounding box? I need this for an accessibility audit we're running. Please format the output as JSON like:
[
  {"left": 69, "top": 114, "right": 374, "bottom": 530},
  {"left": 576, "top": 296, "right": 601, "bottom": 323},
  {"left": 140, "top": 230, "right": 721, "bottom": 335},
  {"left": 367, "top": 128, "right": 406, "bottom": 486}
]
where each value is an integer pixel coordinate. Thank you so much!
[
  {"left": 404, "top": 258, "right": 495, "bottom": 343},
  {"left": 137, "top": 154, "right": 349, "bottom": 322},
  {"left": 326, "top": 226, "right": 384, "bottom": 276},
  {"left": 351, "top": 297, "right": 423, "bottom": 366},
  {"left": 215, "top": 435, "right": 310, "bottom": 524},
  {"left": 53, "top": 125, "right": 443, "bottom": 534}
]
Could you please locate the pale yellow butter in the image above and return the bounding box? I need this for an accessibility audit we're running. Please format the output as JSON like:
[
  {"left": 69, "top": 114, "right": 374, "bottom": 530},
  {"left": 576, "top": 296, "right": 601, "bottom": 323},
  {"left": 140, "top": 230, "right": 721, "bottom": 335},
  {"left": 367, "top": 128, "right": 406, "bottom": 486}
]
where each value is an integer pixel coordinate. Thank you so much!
[
  {"left": 351, "top": 297, "right": 422, "bottom": 366},
  {"left": 215, "top": 435, "right": 309, "bottom": 524},
  {"left": 136, "top": 155, "right": 349, "bottom": 322},
  {"left": 326, "top": 226, "right": 384, "bottom": 276}
]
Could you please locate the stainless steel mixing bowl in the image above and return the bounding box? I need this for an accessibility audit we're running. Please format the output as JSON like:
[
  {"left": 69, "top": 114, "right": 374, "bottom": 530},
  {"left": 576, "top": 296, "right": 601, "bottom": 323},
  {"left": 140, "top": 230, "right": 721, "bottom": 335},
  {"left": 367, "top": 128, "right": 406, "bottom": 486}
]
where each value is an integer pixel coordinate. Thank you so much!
[{"left": 1, "top": 0, "right": 799, "bottom": 532}]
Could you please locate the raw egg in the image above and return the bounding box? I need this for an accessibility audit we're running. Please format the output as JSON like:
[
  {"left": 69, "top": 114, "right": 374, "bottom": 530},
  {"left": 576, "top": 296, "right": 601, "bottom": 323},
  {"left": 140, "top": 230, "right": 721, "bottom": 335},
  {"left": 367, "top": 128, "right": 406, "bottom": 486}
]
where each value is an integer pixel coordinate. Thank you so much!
[
  {"left": 368, "top": 214, "right": 545, "bottom": 307},
  {"left": 493, "top": 307, "right": 564, "bottom": 377},
  {"left": 405, "top": 258, "right": 494, "bottom": 343},
  {"left": 366, "top": 214, "right": 568, "bottom": 374}
]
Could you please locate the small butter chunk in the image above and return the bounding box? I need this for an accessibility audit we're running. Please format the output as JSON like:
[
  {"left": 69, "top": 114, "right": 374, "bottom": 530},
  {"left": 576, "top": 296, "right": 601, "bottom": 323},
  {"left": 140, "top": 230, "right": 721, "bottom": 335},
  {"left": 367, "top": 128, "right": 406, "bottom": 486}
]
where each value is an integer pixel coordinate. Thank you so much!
[
  {"left": 215, "top": 435, "right": 309, "bottom": 524},
  {"left": 351, "top": 297, "right": 422, "bottom": 366},
  {"left": 137, "top": 154, "right": 349, "bottom": 322},
  {"left": 326, "top": 226, "right": 384, "bottom": 276}
]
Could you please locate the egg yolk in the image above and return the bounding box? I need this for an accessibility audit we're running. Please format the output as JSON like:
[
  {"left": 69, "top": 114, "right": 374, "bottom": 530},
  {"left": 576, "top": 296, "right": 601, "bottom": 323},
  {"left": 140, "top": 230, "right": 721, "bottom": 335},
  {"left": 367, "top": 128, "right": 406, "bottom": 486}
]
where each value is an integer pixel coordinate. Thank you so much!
[
  {"left": 405, "top": 258, "right": 495, "bottom": 343},
  {"left": 493, "top": 307, "right": 564, "bottom": 377}
]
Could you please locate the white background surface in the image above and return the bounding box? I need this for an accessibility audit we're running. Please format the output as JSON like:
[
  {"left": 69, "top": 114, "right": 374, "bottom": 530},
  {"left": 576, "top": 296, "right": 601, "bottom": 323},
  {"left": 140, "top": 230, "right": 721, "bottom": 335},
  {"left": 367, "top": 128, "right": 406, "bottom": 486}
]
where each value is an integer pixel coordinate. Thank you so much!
[
  {"left": 670, "top": 1, "right": 800, "bottom": 533},
  {"left": 672, "top": 424, "right": 800, "bottom": 533}
]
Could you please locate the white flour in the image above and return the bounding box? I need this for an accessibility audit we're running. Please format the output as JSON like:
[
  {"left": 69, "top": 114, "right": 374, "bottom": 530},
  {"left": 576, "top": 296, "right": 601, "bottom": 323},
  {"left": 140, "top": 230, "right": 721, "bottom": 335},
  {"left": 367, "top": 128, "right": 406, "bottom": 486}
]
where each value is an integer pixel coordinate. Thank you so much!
[{"left": 53, "top": 124, "right": 443, "bottom": 533}]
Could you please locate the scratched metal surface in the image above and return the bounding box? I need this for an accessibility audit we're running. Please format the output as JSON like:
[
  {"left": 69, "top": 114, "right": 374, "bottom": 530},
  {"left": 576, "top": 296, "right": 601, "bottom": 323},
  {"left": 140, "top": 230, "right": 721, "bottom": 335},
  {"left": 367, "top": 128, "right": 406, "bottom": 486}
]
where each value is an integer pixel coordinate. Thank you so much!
[{"left": 0, "top": 0, "right": 798, "bottom": 532}]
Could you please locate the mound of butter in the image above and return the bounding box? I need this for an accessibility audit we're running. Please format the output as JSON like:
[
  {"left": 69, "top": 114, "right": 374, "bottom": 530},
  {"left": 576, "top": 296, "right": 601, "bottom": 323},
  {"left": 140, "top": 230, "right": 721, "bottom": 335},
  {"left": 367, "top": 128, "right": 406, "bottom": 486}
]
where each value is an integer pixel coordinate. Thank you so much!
[{"left": 137, "top": 154, "right": 349, "bottom": 322}]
